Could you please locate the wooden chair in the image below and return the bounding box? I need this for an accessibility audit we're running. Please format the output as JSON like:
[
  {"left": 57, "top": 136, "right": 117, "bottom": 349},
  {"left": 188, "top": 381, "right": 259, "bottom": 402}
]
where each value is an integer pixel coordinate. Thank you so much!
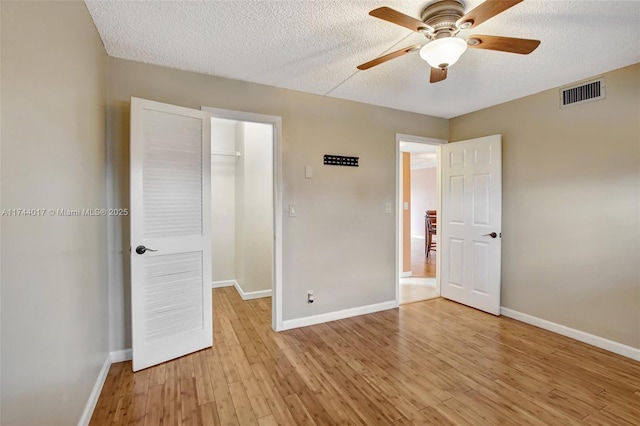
[{"left": 425, "top": 210, "right": 437, "bottom": 257}]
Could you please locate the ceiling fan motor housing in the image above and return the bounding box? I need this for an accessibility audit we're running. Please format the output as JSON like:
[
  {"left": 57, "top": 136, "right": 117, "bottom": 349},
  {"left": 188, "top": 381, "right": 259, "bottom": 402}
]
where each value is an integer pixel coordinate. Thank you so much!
[{"left": 420, "top": 0, "right": 465, "bottom": 38}]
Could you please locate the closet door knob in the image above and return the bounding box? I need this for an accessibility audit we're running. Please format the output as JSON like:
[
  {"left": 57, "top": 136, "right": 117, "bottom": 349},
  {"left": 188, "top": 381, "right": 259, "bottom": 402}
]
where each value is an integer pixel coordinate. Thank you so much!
[{"left": 135, "top": 245, "right": 158, "bottom": 255}]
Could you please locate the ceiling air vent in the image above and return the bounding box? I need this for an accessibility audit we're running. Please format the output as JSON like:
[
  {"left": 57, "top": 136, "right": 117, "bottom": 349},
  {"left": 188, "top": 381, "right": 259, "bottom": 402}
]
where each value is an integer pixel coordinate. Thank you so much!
[{"left": 560, "top": 78, "right": 605, "bottom": 108}]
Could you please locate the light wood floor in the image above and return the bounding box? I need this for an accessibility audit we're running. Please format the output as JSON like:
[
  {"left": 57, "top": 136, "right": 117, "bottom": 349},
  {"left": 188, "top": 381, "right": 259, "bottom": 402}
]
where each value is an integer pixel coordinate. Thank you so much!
[
  {"left": 91, "top": 287, "right": 640, "bottom": 425},
  {"left": 399, "top": 279, "right": 438, "bottom": 305},
  {"left": 411, "top": 237, "right": 436, "bottom": 278}
]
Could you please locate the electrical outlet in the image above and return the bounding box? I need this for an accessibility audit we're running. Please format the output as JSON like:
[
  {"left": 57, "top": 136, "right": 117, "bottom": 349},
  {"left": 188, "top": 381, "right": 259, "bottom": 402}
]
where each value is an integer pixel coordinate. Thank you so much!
[
  {"left": 385, "top": 202, "right": 392, "bottom": 214},
  {"left": 307, "top": 290, "right": 314, "bottom": 304}
]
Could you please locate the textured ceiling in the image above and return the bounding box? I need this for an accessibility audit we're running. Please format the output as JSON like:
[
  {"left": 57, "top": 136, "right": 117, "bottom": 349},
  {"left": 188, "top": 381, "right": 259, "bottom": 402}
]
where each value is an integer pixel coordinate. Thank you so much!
[{"left": 85, "top": 0, "right": 640, "bottom": 118}]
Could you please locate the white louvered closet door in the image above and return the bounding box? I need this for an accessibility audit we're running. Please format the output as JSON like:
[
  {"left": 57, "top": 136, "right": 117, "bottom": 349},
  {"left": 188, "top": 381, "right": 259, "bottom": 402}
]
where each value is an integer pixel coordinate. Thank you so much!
[{"left": 130, "top": 97, "right": 212, "bottom": 372}]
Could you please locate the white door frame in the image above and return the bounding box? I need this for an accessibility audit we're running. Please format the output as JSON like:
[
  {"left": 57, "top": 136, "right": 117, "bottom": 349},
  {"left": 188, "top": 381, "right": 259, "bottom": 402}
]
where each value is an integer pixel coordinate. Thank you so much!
[
  {"left": 395, "top": 133, "right": 447, "bottom": 306},
  {"left": 201, "top": 106, "right": 284, "bottom": 332}
]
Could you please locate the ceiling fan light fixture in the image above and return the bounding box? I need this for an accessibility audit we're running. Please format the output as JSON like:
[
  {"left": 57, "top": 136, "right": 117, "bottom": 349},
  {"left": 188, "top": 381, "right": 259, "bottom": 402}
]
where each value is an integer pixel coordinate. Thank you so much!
[{"left": 419, "top": 37, "right": 468, "bottom": 69}]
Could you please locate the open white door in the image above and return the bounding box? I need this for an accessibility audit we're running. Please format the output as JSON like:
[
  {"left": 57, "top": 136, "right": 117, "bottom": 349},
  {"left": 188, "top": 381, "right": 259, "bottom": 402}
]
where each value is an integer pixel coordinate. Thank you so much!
[
  {"left": 441, "top": 135, "right": 502, "bottom": 315},
  {"left": 130, "top": 97, "right": 212, "bottom": 371}
]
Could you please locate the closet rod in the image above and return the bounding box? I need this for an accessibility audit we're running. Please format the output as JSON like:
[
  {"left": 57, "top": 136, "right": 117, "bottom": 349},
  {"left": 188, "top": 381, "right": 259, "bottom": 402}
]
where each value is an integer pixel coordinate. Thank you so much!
[{"left": 211, "top": 150, "right": 241, "bottom": 157}]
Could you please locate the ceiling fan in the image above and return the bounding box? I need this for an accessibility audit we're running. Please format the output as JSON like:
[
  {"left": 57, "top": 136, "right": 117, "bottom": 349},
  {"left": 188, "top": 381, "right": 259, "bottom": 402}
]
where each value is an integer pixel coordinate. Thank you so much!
[{"left": 357, "top": 0, "right": 540, "bottom": 83}]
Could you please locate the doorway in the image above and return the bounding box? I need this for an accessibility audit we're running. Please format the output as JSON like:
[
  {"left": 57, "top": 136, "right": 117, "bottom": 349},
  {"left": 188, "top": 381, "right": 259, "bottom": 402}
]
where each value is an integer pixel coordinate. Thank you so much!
[
  {"left": 203, "top": 107, "right": 283, "bottom": 331},
  {"left": 395, "top": 134, "right": 447, "bottom": 305}
]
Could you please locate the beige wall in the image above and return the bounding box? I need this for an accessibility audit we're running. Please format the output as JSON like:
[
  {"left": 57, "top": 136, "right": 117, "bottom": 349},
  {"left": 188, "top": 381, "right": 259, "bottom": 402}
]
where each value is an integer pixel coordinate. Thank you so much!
[
  {"left": 232, "top": 122, "right": 274, "bottom": 294},
  {"left": 402, "top": 153, "right": 411, "bottom": 273},
  {"left": 211, "top": 119, "right": 237, "bottom": 281},
  {"left": 1, "top": 1, "right": 108, "bottom": 424},
  {"left": 233, "top": 123, "right": 246, "bottom": 292},
  {"left": 450, "top": 63, "right": 640, "bottom": 349},
  {"left": 410, "top": 166, "right": 437, "bottom": 238},
  {"left": 106, "top": 57, "right": 448, "bottom": 349},
  {"left": 236, "top": 122, "right": 274, "bottom": 294}
]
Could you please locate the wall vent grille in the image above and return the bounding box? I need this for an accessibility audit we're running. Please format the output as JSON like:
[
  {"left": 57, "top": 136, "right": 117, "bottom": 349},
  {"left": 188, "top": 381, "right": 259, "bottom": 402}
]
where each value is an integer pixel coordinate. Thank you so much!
[{"left": 560, "top": 78, "right": 605, "bottom": 108}]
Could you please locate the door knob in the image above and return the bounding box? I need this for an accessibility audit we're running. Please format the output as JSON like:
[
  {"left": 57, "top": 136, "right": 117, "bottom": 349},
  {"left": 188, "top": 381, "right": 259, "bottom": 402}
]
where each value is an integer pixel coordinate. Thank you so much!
[
  {"left": 135, "top": 245, "right": 158, "bottom": 255},
  {"left": 483, "top": 232, "right": 498, "bottom": 239}
]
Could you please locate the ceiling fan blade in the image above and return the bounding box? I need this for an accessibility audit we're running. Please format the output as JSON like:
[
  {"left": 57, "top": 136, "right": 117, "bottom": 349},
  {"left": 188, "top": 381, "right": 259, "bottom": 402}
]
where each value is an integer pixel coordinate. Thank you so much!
[
  {"left": 457, "top": 0, "right": 524, "bottom": 29},
  {"left": 357, "top": 45, "right": 421, "bottom": 70},
  {"left": 369, "top": 7, "right": 431, "bottom": 33},
  {"left": 467, "top": 35, "right": 540, "bottom": 54},
  {"left": 430, "top": 67, "right": 447, "bottom": 83}
]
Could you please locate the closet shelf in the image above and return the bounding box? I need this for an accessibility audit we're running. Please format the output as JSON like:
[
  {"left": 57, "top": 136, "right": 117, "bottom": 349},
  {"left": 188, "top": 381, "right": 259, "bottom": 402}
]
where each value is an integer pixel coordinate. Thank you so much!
[{"left": 212, "top": 150, "right": 241, "bottom": 157}]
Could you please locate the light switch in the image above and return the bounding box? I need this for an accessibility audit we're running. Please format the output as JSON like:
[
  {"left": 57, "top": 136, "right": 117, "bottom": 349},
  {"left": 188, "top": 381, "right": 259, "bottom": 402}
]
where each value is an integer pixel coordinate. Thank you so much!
[
  {"left": 385, "top": 202, "right": 392, "bottom": 214},
  {"left": 403, "top": 201, "right": 409, "bottom": 211},
  {"left": 305, "top": 165, "right": 312, "bottom": 179},
  {"left": 289, "top": 204, "right": 297, "bottom": 217}
]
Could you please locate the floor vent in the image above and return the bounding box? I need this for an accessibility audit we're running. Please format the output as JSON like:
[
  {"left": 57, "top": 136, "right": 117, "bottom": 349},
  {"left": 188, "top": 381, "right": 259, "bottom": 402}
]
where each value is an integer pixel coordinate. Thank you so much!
[{"left": 560, "top": 78, "right": 605, "bottom": 108}]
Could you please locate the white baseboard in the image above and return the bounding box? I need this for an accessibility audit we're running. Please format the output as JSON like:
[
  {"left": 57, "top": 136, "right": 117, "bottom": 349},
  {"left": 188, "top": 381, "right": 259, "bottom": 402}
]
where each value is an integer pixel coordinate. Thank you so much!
[
  {"left": 212, "top": 279, "right": 271, "bottom": 300},
  {"left": 77, "top": 354, "right": 111, "bottom": 426},
  {"left": 401, "top": 271, "right": 412, "bottom": 278},
  {"left": 110, "top": 348, "right": 133, "bottom": 363},
  {"left": 79, "top": 348, "right": 133, "bottom": 424},
  {"left": 500, "top": 307, "right": 640, "bottom": 362},
  {"left": 211, "top": 280, "right": 236, "bottom": 288},
  {"left": 281, "top": 300, "right": 397, "bottom": 331},
  {"left": 234, "top": 281, "right": 272, "bottom": 300}
]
